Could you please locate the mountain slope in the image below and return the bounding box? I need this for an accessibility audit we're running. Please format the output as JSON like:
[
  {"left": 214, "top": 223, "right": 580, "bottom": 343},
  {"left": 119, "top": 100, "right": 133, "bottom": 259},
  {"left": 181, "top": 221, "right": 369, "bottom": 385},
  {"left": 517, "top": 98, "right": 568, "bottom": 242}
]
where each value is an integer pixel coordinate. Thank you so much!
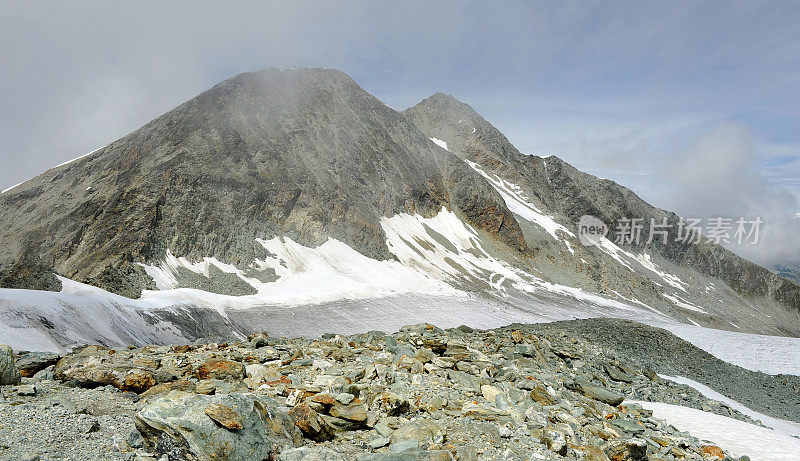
[
  {"left": 1, "top": 68, "right": 799, "bottom": 352},
  {"left": 0, "top": 69, "right": 525, "bottom": 297},
  {"left": 405, "top": 92, "right": 800, "bottom": 334}
]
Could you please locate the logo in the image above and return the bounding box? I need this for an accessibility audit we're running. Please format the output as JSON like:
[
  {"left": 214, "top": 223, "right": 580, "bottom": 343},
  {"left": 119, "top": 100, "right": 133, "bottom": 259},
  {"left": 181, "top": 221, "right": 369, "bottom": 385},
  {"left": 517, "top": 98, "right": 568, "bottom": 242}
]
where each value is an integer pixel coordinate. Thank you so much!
[{"left": 578, "top": 215, "right": 608, "bottom": 247}]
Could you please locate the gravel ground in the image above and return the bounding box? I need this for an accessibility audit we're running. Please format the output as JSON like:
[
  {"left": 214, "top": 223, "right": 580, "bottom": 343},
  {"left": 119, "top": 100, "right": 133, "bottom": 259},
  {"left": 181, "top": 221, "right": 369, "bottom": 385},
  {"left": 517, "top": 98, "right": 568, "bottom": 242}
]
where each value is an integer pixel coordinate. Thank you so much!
[{"left": 0, "top": 381, "right": 141, "bottom": 461}]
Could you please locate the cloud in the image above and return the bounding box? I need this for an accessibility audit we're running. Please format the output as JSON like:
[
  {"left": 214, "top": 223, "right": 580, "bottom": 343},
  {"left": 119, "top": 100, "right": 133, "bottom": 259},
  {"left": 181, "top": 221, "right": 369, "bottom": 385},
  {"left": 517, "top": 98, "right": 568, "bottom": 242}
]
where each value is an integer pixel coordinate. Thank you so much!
[
  {"left": 658, "top": 123, "right": 800, "bottom": 267},
  {"left": 1, "top": 1, "right": 799, "bottom": 268}
]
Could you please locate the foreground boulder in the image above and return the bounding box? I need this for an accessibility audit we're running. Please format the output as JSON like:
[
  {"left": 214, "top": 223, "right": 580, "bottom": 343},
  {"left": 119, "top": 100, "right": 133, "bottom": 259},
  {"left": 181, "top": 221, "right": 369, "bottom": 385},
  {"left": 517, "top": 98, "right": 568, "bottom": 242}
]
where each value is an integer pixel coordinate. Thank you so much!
[
  {"left": 53, "top": 346, "right": 157, "bottom": 392},
  {"left": 15, "top": 351, "right": 60, "bottom": 377},
  {"left": 135, "top": 391, "right": 300, "bottom": 461},
  {"left": 0, "top": 345, "right": 21, "bottom": 385}
]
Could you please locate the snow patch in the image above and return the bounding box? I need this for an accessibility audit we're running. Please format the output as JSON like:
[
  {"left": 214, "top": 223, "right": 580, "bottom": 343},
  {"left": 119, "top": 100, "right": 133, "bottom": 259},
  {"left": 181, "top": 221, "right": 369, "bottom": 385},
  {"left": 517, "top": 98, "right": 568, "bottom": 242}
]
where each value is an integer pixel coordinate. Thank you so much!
[
  {"left": 633, "top": 253, "right": 688, "bottom": 291},
  {"left": 140, "top": 237, "right": 460, "bottom": 310},
  {"left": 659, "top": 375, "right": 800, "bottom": 437},
  {"left": 429, "top": 137, "right": 449, "bottom": 151},
  {"left": 633, "top": 400, "right": 800, "bottom": 461},
  {"left": 659, "top": 324, "right": 800, "bottom": 376},
  {"left": 465, "top": 160, "right": 575, "bottom": 242},
  {"left": 663, "top": 293, "right": 707, "bottom": 313},
  {"left": 590, "top": 239, "right": 690, "bottom": 291},
  {"left": 380, "top": 207, "right": 642, "bottom": 311}
]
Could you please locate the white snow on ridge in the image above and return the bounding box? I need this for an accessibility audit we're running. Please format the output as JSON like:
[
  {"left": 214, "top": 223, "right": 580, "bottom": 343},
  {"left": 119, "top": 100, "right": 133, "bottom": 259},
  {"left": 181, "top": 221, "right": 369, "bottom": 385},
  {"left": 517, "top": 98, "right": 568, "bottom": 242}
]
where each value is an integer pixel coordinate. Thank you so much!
[
  {"left": 381, "top": 207, "right": 535, "bottom": 292},
  {"left": 465, "top": 160, "right": 575, "bottom": 243},
  {"left": 429, "top": 137, "right": 449, "bottom": 151},
  {"left": 592, "top": 237, "right": 690, "bottom": 291},
  {"left": 380, "top": 207, "right": 646, "bottom": 312},
  {"left": 53, "top": 145, "right": 106, "bottom": 169},
  {"left": 633, "top": 400, "right": 800, "bottom": 461},
  {"left": 633, "top": 253, "right": 688, "bottom": 291},
  {"left": 1, "top": 180, "right": 26, "bottom": 194},
  {"left": 663, "top": 293, "right": 707, "bottom": 313},
  {"left": 658, "top": 375, "right": 800, "bottom": 437},
  {"left": 139, "top": 207, "right": 631, "bottom": 312},
  {"left": 139, "top": 236, "right": 460, "bottom": 311}
]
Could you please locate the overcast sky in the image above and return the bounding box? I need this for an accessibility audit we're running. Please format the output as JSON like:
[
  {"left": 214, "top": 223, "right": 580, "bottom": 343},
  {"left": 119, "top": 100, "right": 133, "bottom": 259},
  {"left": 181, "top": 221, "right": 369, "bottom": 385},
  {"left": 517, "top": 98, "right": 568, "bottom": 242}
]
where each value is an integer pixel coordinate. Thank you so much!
[{"left": 2, "top": 1, "right": 799, "bottom": 266}]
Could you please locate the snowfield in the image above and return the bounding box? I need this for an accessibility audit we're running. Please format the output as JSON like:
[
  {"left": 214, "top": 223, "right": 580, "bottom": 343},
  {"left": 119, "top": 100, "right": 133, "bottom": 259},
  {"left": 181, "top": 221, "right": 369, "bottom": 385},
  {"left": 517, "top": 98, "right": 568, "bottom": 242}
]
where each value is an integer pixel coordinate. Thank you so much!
[
  {"left": 658, "top": 375, "right": 800, "bottom": 437},
  {"left": 655, "top": 323, "right": 800, "bottom": 376},
  {"left": 1, "top": 208, "right": 799, "bottom": 385},
  {"left": 633, "top": 400, "right": 800, "bottom": 461}
]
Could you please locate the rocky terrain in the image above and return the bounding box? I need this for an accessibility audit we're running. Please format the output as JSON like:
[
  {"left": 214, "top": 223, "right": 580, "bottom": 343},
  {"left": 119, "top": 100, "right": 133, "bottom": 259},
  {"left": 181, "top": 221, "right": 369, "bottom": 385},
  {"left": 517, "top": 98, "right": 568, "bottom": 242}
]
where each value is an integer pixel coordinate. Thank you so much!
[
  {"left": 1, "top": 319, "right": 785, "bottom": 461},
  {"left": 0, "top": 68, "right": 524, "bottom": 298},
  {"left": 1, "top": 68, "right": 799, "bottom": 356}
]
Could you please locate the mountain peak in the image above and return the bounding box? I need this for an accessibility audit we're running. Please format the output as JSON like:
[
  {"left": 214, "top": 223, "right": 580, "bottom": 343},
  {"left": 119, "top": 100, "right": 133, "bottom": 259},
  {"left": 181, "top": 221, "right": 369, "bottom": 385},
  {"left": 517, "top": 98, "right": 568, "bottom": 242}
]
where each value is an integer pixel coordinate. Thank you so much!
[{"left": 0, "top": 68, "right": 527, "bottom": 296}]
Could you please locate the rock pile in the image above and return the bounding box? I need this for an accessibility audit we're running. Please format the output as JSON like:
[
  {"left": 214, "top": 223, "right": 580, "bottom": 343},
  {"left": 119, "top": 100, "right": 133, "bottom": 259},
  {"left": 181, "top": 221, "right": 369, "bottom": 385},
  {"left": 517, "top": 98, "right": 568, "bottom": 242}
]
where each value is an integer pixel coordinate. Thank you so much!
[{"left": 0, "top": 322, "right": 760, "bottom": 460}]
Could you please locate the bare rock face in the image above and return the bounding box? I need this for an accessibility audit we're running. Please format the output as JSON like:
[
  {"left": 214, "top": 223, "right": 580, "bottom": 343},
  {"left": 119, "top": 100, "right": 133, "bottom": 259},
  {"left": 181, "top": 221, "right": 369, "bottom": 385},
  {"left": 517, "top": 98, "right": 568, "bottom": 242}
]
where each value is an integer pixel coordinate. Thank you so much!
[
  {"left": 0, "top": 68, "right": 525, "bottom": 297},
  {"left": 404, "top": 92, "right": 800, "bottom": 318}
]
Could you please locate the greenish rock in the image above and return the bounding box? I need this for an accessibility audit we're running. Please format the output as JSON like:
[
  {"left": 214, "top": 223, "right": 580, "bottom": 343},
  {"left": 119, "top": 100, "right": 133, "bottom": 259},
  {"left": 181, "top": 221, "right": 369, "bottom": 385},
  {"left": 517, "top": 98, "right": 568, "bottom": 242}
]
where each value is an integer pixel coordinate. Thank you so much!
[
  {"left": 610, "top": 418, "right": 646, "bottom": 434},
  {"left": 0, "top": 345, "right": 21, "bottom": 385},
  {"left": 135, "top": 391, "right": 299, "bottom": 461},
  {"left": 390, "top": 421, "right": 445, "bottom": 447},
  {"left": 358, "top": 448, "right": 453, "bottom": 461},
  {"left": 277, "top": 447, "right": 346, "bottom": 461},
  {"left": 565, "top": 378, "right": 624, "bottom": 406}
]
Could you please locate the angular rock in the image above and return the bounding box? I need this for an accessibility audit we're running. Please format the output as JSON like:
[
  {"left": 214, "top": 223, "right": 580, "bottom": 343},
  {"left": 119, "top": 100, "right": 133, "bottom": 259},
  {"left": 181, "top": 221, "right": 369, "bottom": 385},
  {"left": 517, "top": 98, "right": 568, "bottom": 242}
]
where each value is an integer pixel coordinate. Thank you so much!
[
  {"left": 609, "top": 419, "right": 644, "bottom": 435},
  {"left": 565, "top": 379, "right": 624, "bottom": 406},
  {"left": 390, "top": 421, "right": 446, "bottom": 447},
  {"left": 357, "top": 449, "right": 453, "bottom": 461},
  {"left": 15, "top": 352, "right": 60, "bottom": 377},
  {"left": 205, "top": 403, "right": 244, "bottom": 430},
  {"left": 288, "top": 404, "right": 334, "bottom": 442},
  {"left": 603, "top": 438, "right": 647, "bottom": 461},
  {"left": 373, "top": 392, "right": 411, "bottom": 416},
  {"left": 135, "top": 391, "right": 296, "bottom": 461},
  {"left": 528, "top": 383, "right": 558, "bottom": 406},
  {"left": 140, "top": 380, "right": 196, "bottom": 398},
  {"left": 0, "top": 345, "right": 21, "bottom": 385},
  {"left": 278, "top": 447, "right": 346, "bottom": 460},
  {"left": 16, "top": 384, "right": 36, "bottom": 396},
  {"left": 480, "top": 384, "right": 501, "bottom": 403},
  {"left": 700, "top": 445, "right": 725, "bottom": 460},
  {"left": 329, "top": 401, "right": 368, "bottom": 422},
  {"left": 120, "top": 368, "right": 157, "bottom": 393},
  {"left": 604, "top": 363, "right": 634, "bottom": 383},
  {"left": 542, "top": 427, "right": 568, "bottom": 456},
  {"left": 195, "top": 360, "right": 246, "bottom": 380}
]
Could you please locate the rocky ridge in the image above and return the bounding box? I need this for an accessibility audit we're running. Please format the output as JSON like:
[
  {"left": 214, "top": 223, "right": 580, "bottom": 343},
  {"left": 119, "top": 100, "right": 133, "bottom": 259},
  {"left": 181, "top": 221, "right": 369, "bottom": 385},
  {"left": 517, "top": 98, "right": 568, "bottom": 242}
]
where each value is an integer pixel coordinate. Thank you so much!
[
  {"left": 405, "top": 93, "right": 800, "bottom": 329},
  {"left": 0, "top": 67, "right": 798, "bottom": 345},
  {"left": 0, "top": 68, "right": 524, "bottom": 298},
  {"left": 0, "top": 320, "right": 773, "bottom": 461}
]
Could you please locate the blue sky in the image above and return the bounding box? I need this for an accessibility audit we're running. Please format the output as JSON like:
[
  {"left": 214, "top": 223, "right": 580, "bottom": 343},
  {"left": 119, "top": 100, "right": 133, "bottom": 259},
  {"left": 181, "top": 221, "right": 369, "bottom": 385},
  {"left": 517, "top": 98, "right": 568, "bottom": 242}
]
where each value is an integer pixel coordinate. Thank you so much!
[{"left": 2, "top": 0, "right": 799, "bottom": 266}]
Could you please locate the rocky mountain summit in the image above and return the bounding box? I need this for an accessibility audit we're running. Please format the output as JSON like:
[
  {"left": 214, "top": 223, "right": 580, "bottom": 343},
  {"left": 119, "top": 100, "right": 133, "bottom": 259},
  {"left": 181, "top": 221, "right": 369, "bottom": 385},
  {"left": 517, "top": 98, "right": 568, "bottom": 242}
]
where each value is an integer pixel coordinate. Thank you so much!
[
  {"left": 2, "top": 319, "right": 791, "bottom": 460},
  {"left": 1, "top": 67, "right": 799, "bottom": 351},
  {"left": 0, "top": 68, "right": 523, "bottom": 298}
]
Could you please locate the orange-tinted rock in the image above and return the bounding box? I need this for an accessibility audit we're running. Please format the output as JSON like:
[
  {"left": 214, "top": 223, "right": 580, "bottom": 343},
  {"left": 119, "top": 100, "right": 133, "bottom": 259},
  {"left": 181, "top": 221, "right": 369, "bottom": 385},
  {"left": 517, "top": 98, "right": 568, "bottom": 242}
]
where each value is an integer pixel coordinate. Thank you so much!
[
  {"left": 205, "top": 403, "right": 244, "bottom": 430},
  {"left": 195, "top": 360, "right": 245, "bottom": 380},
  {"left": 119, "top": 368, "right": 157, "bottom": 393},
  {"left": 700, "top": 445, "right": 724, "bottom": 460},
  {"left": 288, "top": 404, "right": 333, "bottom": 441}
]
